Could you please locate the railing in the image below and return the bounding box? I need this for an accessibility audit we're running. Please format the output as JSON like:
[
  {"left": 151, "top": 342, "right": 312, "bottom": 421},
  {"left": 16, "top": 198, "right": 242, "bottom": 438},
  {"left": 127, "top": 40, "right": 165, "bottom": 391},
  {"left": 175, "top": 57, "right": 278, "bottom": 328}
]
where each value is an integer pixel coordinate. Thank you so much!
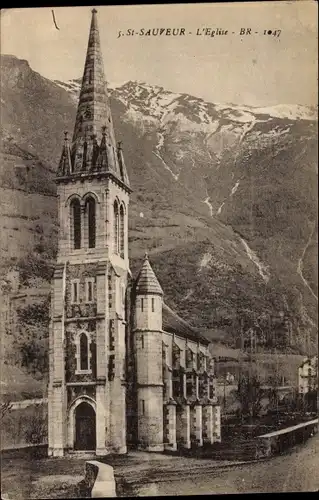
[
  {"left": 256, "top": 418, "right": 318, "bottom": 458},
  {"left": 258, "top": 418, "right": 318, "bottom": 438}
]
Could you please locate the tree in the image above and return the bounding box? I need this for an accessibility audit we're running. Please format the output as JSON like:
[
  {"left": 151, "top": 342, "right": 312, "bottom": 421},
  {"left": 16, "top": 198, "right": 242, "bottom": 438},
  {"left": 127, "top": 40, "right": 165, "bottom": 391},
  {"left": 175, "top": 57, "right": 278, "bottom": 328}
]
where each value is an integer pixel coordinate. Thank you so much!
[
  {"left": 305, "top": 390, "right": 318, "bottom": 414},
  {"left": 0, "top": 402, "right": 12, "bottom": 420},
  {"left": 13, "top": 325, "right": 48, "bottom": 378},
  {"left": 236, "top": 374, "right": 264, "bottom": 420},
  {"left": 23, "top": 404, "right": 47, "bottom": 445},
  {"left": 267, "top": 386, "right": 280, "bottom": 412},
  {"left": 13, "top": 298, "right": 50, "bottom": 378},
  {"left": 16, "top": 298, "right": 50, "bottom": 326}
]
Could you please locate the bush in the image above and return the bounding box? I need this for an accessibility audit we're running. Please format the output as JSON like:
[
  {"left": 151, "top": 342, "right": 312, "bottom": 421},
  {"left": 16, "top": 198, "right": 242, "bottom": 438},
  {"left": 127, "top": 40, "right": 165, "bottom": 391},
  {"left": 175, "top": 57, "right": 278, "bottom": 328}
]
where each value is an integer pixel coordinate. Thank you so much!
[
  {"left": 17, "top": 334, "right": 49, "bottom": 376},
  {"left": 13, "top": 298, "right": 50, "bottom": 377},
  {"left": 17, "top": 299, "right": 50, "bottom": 326},
  {"left": 23, "top": 404, "right": 47, "bottom": 445},
  {"left": 17, "top": 297, "right": 50, "bottom": 326},
  {"left": 18, "top": 255, "right": 54, "bottom": 285},
  {"left": 236, "top": 374, "right": 263, "bottom": 419}
]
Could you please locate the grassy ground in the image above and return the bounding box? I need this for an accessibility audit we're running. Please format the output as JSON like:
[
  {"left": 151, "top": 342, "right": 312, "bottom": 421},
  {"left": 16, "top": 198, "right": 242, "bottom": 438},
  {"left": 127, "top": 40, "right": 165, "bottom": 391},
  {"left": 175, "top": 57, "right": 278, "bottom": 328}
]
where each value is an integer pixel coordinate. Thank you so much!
[
  {"left": 2, "top": 423, "right": 318, "bottom": 499},
  {"left": 1, "top": 449, "right": 87, "bottom": 499},
  {"left": 1, "top": 447, "right": 247, "bottom": 499}
]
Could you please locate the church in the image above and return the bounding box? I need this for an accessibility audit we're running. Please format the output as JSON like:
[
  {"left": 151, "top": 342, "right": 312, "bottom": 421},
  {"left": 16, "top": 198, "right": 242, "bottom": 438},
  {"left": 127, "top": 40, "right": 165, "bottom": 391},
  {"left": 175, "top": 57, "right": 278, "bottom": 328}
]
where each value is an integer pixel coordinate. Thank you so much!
[{"left": 48, "top": 9, "right": 221, "bottom": 457}]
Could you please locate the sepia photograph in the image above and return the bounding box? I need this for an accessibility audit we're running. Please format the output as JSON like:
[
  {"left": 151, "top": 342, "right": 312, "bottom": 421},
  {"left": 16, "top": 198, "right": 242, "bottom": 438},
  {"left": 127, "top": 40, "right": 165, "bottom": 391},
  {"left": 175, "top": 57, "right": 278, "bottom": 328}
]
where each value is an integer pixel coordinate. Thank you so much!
[{"left": 0, "top": 2, "right": 318, "bottom": 497}]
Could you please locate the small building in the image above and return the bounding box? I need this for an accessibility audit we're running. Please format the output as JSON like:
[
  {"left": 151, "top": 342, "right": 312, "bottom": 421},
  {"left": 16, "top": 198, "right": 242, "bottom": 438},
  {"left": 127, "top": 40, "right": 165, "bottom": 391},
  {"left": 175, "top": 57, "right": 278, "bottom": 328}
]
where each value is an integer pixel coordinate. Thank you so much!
[{"left": 298, "top": 356, "right": 318, "bottom": 395}]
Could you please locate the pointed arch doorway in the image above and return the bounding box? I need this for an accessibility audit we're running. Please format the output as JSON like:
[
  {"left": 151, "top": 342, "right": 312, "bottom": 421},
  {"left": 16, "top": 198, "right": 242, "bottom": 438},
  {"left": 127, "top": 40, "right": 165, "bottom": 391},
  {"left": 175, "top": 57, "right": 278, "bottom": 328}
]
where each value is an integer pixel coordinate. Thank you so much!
[{"left": 74, "top": 401, "right": 96, "bottom": 451}]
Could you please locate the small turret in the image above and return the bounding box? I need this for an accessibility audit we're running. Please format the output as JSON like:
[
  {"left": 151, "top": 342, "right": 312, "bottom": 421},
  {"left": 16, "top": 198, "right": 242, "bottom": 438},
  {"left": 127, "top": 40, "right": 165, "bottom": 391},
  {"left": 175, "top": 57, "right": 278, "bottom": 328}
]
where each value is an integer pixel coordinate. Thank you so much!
[
  {"left": 135, "top": 252, "right": 163, "bottom": 296},
  {"left": 57, "top": 131, "right": 72, "bottom": 177},
  {"left": 133, "top": 252, "right": 164, "bottom": 451},
  {"left": 134, "top": 253, "right": 163, "bottom": 332},
  {"left": 117, "top": 141, "right": 130, "bottom": 188}
]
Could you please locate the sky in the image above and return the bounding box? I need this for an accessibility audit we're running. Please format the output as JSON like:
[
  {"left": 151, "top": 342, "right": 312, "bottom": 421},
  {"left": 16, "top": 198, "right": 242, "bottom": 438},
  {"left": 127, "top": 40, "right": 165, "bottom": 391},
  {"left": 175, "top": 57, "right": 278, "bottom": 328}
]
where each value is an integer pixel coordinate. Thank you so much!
[{"left": 1, "top": 2, "right": 318, "bottom": 107}]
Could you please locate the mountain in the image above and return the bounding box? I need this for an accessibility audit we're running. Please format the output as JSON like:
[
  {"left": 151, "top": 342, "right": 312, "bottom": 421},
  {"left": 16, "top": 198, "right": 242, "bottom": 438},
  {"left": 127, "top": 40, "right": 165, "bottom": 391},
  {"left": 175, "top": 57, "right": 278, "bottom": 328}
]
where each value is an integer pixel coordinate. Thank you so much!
[
  {"left": 1, "top": 55, "right": 318, "bottom": 386},
  {"left": 54, "top": 77, "right": 318, "bottom": 341}
]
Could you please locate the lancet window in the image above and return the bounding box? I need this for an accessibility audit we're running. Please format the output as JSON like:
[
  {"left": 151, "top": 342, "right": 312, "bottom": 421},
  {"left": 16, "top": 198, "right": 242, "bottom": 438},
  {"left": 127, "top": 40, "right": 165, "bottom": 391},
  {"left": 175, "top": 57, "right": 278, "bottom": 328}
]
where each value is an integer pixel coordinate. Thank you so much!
[
  {"left": 85, "top": 197, "right": 96, "bottom": 248},
  {"left": 119, "top": 203, "right": 125, "bottom": 258},
  {"left": 113, "top": 200, "right": 119, "bottom": 254},
  {"left": 70, "top": 198, "right": 81, "bottom": 249}
]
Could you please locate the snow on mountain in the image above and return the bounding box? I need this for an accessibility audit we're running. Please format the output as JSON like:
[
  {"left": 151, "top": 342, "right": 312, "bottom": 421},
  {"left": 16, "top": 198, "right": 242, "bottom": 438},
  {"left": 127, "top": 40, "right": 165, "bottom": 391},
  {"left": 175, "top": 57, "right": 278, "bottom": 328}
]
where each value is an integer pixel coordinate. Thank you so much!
[
  {"left": 55, "top": 78, "right": 317, "bottom": 125},
  {"left": 1, "top": 54, "right": 317, "bottom": 359},
  {"left": 240, "top": 238, "right": 270, "bottom": 283},
  {"left": 116, "top": 81, "right": 317, "bottom": 122},
  {"left": 54, "top": 78, "right": 122, "bottom": 102},
  {"left": 214, "top": 102, "right": 317, "bottom": 121},
  {"left": 250, "top": 104, "right": 317, "bottom": 121},
  {"left": 53, "top": 79, "right": 316, "bottom": 183},
  {"left": 54, "top": 79, "right": 81, "bottom": 103},
  {"left": 230, "top": 181, "right": 240, "bottom": 196}
]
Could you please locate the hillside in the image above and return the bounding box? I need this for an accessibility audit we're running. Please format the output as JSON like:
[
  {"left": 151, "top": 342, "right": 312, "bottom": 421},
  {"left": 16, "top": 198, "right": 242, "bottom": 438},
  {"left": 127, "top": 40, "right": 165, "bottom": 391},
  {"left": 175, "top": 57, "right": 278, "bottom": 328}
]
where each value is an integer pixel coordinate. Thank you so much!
[{"left": 1, "top": 55, "right": 318, "bottom": 388}]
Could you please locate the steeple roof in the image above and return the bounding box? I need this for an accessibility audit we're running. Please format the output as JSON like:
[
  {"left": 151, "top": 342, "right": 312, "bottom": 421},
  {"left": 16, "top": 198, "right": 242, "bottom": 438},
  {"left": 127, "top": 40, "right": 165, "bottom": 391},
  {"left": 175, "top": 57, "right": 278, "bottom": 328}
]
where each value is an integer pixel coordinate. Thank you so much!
[
  {"left": 56, "top": 9, "right": 130, "bottom": 190},
  {"left": 58, "top": 131, "right": 72, "bottom": 177},
  {"left": 135, "top": 253, "right": 164, "bottom": 296}
]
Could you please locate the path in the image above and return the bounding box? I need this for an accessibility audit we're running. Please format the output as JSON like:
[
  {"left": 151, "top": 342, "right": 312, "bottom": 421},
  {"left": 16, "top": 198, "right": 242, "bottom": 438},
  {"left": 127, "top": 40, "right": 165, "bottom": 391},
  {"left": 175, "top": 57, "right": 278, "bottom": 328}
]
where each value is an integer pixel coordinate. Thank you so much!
[{"left": 147, "top": 433, "right": 319, "bottom": 495}]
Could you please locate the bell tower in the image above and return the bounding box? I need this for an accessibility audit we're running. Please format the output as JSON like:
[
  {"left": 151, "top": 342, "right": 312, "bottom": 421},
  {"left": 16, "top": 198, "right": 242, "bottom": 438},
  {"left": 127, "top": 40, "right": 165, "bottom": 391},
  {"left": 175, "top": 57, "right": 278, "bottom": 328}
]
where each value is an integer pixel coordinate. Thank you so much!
[{"left": 48, "top": 8, "right": 131, "bottom": 457}]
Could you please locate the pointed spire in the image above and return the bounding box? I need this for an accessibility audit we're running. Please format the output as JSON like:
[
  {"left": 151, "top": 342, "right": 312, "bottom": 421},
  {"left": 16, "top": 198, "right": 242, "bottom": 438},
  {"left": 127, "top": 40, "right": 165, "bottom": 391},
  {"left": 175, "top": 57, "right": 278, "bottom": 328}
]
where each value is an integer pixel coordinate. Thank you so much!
[
  {"left": 72, "top": 8, "right": 113, "bottom": 143},
  {"left": 135, "top": 254, "right": 163, "bottom": 296},
  {"left": 63, "top": 8, "right": 129, "bottom": 187},
  {"left": 57, "top": 131, "right": 72, "bottom": 177},
  {"left": 117, "top": 141, "right": 130, "bottom": 186}
]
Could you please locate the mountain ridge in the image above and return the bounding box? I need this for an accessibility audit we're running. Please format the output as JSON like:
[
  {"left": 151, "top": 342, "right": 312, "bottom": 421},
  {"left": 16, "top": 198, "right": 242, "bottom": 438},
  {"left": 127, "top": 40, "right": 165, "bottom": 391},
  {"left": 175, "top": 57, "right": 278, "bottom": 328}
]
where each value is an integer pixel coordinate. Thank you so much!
[
  {"left": 1, "top": 55, "right": 317, "bottom": 382},
  {"left": 55, "top": 77, "right": 317, "bottom": 122}
]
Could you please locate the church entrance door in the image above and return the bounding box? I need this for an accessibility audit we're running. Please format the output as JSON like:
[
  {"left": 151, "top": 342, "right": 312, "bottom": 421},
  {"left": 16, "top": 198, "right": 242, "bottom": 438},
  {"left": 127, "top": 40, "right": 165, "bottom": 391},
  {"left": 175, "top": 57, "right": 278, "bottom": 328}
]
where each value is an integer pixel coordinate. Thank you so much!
[{"left": 74, "top": 402, "right": 96, "bottom": 451}]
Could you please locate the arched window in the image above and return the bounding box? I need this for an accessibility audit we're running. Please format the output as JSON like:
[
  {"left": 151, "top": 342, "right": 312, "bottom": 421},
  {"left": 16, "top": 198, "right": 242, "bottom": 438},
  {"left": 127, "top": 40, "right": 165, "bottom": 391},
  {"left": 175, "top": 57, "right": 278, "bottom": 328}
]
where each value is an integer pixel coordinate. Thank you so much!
[
  {"left": 70, "top": 198, "right": 81, "bottom": 249},
  {"left": 88, "top": 70, "right": 93, "bottom": 85},
  {"left": 85, "top": 197, "right": 96, "bottom": 249},
  {"left": 113, "top": 200, "right": 119, "bottom": 254},
  {"left": 119, "top": 204, "right": 125, "bottom": 258},
  {"left": 80, "top": 333, "right": 89, "bottom": 371}
]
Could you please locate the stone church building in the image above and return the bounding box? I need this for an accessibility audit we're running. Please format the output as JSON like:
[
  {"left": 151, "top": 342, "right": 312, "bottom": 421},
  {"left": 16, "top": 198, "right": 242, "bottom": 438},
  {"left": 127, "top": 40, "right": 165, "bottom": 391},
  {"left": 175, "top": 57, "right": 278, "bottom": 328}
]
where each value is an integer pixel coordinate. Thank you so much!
[{"left": 48, "top": 9, "right": 221, "bottom": 457}]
